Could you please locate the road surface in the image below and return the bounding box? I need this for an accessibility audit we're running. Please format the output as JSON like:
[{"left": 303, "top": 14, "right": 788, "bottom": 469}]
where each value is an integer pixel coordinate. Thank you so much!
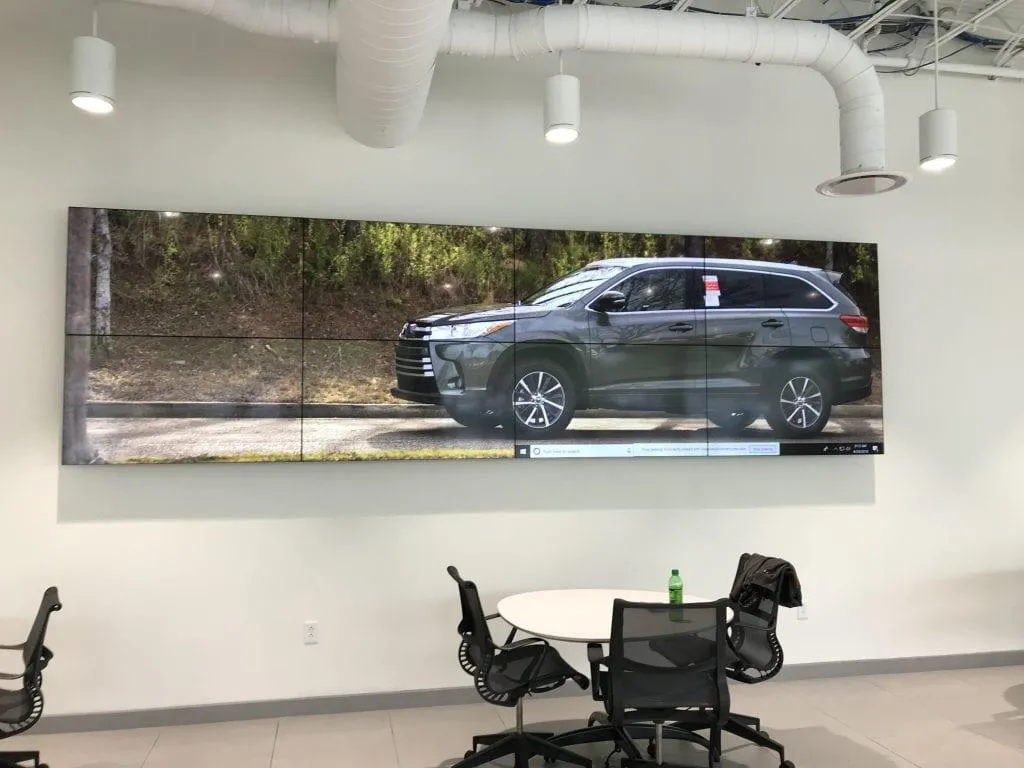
[{"left": 85, "top": 415, "right": 884, "bottom": 462}]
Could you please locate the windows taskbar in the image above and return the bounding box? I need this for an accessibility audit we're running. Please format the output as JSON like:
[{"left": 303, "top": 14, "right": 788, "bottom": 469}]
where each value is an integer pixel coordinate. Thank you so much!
[{"left": 514, "top": 441, "right": 884, "bottom": 459}]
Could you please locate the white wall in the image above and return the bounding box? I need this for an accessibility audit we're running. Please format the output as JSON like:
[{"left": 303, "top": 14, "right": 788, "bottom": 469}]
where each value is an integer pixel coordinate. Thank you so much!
[{"left": 1, "top": 0, "right": 1023, "bottom": 717}]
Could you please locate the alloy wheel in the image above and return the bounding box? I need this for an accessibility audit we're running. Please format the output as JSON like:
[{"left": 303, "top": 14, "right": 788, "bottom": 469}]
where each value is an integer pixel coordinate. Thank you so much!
[
  {"left": 779, "top": 376, "right": 824, "bottom": 429},
  {"left": 513, "top": 370, "right": 566, "bottom": 430}
]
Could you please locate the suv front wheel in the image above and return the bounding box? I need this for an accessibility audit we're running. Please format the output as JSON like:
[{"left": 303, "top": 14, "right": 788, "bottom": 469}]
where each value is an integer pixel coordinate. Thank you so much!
[
  {"left": 763, "top": 364, "right": 832, "bottom": 438},
  {"left": 510, "top": 359, "right": 576, "bottom": 439}
]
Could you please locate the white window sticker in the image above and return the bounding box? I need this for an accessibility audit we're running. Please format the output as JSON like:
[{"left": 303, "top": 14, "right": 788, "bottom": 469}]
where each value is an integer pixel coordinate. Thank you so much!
[{"left": 703, "top": 274, "right": 721, "bottom": 307}]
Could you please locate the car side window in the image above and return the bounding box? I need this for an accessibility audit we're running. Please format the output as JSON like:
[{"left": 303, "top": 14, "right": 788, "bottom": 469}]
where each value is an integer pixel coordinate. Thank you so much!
[
  {"left": 763, "top": 274, "right": 833, "bottom": 309},
  {"left": 708, "top": 270, "right": 765, "bottom": 309},
  {"left": 613, "top": 269, "right": 689, "bottom": 312}
]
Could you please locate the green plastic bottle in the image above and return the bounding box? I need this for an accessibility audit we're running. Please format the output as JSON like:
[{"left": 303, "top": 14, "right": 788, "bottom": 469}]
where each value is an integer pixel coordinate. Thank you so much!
[{"left": 669, "top": 569, "right": 683, "bottom": 604}]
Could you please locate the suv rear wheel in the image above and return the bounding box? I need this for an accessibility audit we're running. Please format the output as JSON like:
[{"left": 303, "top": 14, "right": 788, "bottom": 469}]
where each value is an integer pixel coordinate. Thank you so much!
[
  {"left": 763, "top": 364, "right": 832, "bottom": 438},
  {"left": 510, "top": 359, "right": 576, "bottom": 439}
]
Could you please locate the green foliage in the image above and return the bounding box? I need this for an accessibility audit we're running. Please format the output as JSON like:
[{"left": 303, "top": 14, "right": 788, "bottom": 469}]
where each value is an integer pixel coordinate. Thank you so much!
[{"left": 104, "top": 211, "right": 879, "bottom": 347}]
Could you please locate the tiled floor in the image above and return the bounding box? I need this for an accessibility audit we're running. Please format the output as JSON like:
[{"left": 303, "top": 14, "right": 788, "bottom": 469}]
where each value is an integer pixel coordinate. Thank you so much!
[{"left": 5, "top": 666, "right": 1024, "bottom": 768}]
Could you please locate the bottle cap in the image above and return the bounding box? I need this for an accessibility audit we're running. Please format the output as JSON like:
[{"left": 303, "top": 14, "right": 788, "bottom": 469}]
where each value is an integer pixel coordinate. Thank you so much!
[{"left": 671, "top": 569, "right": 679, "bottom": 575}]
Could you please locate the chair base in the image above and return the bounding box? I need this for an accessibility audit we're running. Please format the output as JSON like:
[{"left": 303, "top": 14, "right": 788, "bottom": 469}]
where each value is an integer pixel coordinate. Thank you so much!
[
  {"left": 453, "top": 732, "right": 591, "bottom": 768},
  {"left": 664, "top": 710, "right": 787, "bottom": 767},
  {"left": 0, "top": 750, "right": 42, "bottom": 768},
  {"left": 722, "top": 715, "right": 787, "bottom": 766},
  {"left": 470, "top": 730, "right": 554, "bottom": 753},
  {"left": 552, "top": 722, "right": 714, "bottom": 762}
]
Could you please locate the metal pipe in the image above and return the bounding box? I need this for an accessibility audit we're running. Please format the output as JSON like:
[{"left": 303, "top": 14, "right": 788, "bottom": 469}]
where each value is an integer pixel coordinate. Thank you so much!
[
  {"left": 848, "top": 0, "right": 916, "bottom": 41},
  {"left": 932, "top": 0, "right": 1017, "bottom": 46},
  {"left": 770, "top": 0, "right": 805, "bottom": 20},
  {"left": 869, "top": 53, "right": 1024, "bottom": 78}
]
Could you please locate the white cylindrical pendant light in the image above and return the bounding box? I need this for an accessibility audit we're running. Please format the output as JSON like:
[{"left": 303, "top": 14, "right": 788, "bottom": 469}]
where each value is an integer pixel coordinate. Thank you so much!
[
  {"left": 71, "top": 35, "right": 116, "bottom": 115},
  {"left": 919, "top": 107, "right": 957, "bottom": 172},
  {"left": 544, "top": 73, "right": 580, "bottom": 145},
  {"left": 918, "top": 0, "right": 956, "bottom": 172}
]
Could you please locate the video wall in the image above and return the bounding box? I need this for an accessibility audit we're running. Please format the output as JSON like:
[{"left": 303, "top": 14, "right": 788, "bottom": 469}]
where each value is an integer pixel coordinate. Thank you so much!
[{"left": 63, "top": 207, "right": 883, "bottom": 464}]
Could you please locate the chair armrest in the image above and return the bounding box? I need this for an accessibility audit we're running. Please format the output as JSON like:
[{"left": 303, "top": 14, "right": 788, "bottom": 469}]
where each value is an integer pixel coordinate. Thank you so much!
[
  {"left": 484, "top": 613, "right": 500, "bottom": 621},
  {"left": 0, "top": 671, "right": 24, "bottom": 680},
  {"left": 0, "top": 643, "right": 25, "bottom": 651},
  {"left": 500, "top": 636, "right": 548, "bottom": 652},
  {"left": 587, "top": 643, "right": 609, "bottom": 701}
]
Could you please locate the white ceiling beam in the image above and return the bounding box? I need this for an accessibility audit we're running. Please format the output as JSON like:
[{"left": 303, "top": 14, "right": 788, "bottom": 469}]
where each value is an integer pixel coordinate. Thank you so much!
[
  {"left": 932, "top": 0, "right": 1017, "bottom": 46},
  {"left": 848, "top": 0, "right": 916, "bottom": 41},
  {"left": 994, "top": 21, "right": 1024, "bottom": 65},
  {"left": 770, "top": 0, "right": 805, "bottom": 19}
]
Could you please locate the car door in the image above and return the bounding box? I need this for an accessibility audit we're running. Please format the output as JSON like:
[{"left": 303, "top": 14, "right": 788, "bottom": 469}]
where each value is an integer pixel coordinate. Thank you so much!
[
  {"left": 586, "top": 267, "right": 706, "bottom": 412},
  {"left": 703, "top": 268, "right": 791, "bottom": 398},
  {"left": 762, "top": 272, "right": 837, "bottom": 347}
]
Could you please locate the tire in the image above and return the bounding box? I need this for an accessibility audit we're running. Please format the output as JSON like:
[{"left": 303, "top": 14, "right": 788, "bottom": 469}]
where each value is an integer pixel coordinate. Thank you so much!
[
  {"left": 763, "top": 363, "right": 832, "bottom": 438},
  {"left": 509, "top": 359, "right": 576, "bottom": 439},
  {"left": 445, "top": 408, "right": 501, "bottom": 432},
  {"left": 708, "top": 407, "right": 759, "bottom": 434}
]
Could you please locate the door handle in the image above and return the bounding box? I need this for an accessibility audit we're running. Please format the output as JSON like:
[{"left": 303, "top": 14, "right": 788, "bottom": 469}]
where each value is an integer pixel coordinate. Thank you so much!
[
  {"left": 669, "top": 323, "right": 695, "bottom": 333},
  {"left": 761, "top": 319, "right": 785, "bottom": 328}
]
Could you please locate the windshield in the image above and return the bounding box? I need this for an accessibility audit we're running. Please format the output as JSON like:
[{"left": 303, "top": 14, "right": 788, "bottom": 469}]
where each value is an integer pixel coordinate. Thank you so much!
[{"left": 522, "top": 265, "right": 626, "bottom": 307}]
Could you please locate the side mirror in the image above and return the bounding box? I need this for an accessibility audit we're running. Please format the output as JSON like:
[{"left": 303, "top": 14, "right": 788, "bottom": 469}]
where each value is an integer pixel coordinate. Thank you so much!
[{"left": 592, "top": 290, "right": 627, "bottom": 313}]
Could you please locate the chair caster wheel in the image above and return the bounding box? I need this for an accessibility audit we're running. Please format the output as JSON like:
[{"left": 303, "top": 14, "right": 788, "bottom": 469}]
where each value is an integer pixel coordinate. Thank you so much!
[
  {"left": 544, "top": 757, "right": 557, "bottom": 764},
  {"left": 465, "top": 750, "right": 475, "bottom": 759},
  {"left": 781, "top": 761, "right": 795, "bottom": 768}
]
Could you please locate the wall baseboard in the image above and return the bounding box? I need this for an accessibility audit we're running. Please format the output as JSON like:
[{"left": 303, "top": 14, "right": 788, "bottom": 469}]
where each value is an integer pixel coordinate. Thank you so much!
[{"left": 35, "top": 650, "right": 1024, "bottom": 735}]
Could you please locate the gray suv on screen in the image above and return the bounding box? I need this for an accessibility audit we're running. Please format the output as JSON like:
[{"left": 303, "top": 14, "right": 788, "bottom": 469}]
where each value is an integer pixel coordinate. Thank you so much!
[{"left": 391, "top": 258, "right": 874, "bottom": 439}]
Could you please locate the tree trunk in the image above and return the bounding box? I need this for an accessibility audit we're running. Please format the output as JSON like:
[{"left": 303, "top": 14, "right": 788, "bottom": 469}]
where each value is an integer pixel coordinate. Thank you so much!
[
  {"left": 682, "top": 235, "right": 705, "bottom": 260},
  {"left": 64, "top": 208, "right": 98, "bottom": 465},
  {"left": 93, "top": 208, "right": 112, "bottom": 345},
  {"left": 825, "top": 241, "right": 835, "bottom": 271}
]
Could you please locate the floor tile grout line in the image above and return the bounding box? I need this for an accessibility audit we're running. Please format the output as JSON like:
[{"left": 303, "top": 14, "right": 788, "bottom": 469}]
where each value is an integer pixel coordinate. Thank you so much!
[
  {"left": 387, "top": 711, "right": 402, "bottom": 768},
  {"left": 139, "top": 730, "right": 161, "bottom": 768},
  {"left": 267, "top": 719, "right": 280, "bottom": 768}
]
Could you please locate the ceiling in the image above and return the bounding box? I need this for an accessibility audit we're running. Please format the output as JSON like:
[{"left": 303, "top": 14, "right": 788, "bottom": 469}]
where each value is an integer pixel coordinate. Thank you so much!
[{"left": 483, "top": 0, "right": 1024, "bottom": 74}]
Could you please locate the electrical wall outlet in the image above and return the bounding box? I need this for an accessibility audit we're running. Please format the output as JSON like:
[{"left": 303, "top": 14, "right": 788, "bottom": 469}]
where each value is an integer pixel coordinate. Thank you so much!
[
  {"left": 303, "top": 621, "right": 319, "bottom": 645},
  {"left": 796, "top": 605, "right": 809, "bottom": 621}
]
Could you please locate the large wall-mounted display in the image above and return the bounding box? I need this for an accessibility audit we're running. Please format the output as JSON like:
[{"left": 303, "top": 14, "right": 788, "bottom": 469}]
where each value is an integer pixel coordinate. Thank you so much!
[{"left": 63, "top": 208, "right": 883, "bottom": 464}]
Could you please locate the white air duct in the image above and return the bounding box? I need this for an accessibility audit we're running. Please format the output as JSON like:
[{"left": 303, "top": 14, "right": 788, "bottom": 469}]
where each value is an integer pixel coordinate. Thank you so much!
[
  {"left": 125, "top": 1, "right": 905, "bottom": 193},
  {"left": 128, "top": 0, "right": 454, "bottom": 148},
  {"left": 127, "top": 0, "right": 337, "bottom": 40},
  {"left": 442, "top": 5, "right": 906, "bottom": 195},
  {"left": 334, "top": 0, "right": 456, "bottom": 148}
]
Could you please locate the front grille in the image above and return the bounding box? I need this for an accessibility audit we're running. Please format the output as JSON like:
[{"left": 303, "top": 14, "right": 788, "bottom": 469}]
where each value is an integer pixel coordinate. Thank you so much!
[{"left": 395, "top": 323, "right": 439, "bottom": 396}]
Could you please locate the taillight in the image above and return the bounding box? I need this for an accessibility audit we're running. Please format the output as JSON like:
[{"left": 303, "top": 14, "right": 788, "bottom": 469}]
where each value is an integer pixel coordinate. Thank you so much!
[{"left": 840, "top": 314, "right": 869, "bottom": 333}]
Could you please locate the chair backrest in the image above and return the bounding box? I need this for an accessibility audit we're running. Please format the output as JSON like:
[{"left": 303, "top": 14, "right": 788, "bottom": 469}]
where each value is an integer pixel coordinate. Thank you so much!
[
  {"left": 446, "top": 567, "right": 495, "bottom": 676},
  {"left": 728, "top": 554, "right": 784, "bottom": 682},
  {"left": 608, "top": 599, "right": 730, "bottom": 724},
  {"left": 22, "top": 587, "right": 62, "bottom": 685}
]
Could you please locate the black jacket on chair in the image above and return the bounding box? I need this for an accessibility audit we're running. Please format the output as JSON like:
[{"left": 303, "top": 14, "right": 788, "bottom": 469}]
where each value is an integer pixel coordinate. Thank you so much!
[{"left": 731, "top": 553, "right": 802, "bottom": 610}]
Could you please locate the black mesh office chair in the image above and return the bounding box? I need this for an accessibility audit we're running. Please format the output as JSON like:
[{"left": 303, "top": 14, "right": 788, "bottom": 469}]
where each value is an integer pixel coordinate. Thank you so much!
[
  {"left": 716, "top": 554, "right": 797, "bottom": 767},
  {"left": 0, "top": 587, "right": 62, "bottom": 768},
  {"left": 447, "top": 567, "right": 592, "bottom": 768},
  {"left": 552, "top": 599, "right": 731, "bottom": 768},
  {"left": 657, "top": 555, "right": 796, "bottom": 767}
]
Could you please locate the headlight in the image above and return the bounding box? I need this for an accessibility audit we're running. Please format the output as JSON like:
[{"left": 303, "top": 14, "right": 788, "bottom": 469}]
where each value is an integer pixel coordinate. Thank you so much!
[{"left": 430, "top": 320, "right": 513, "bottom": 340}]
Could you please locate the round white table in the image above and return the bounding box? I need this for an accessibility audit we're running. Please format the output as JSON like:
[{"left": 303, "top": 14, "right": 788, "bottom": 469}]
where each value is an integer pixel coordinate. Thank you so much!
[{"left": 497, "top": 588, "right": 716, "bottom": 644}]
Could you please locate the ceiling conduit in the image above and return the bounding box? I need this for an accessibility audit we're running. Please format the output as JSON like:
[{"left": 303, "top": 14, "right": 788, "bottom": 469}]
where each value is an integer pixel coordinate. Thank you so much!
[{"left": 441, "top": 5, "right": 905, "bottom": 195}]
